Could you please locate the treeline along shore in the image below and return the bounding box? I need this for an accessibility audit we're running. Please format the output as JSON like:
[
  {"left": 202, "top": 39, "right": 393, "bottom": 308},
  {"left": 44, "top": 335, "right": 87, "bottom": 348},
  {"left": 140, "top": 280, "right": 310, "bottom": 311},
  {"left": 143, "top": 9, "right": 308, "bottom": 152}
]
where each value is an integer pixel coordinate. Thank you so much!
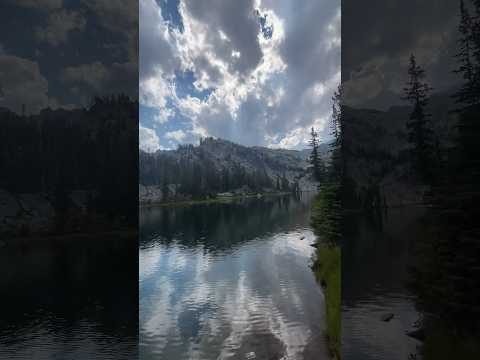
[
  {"left": 139, "top": 137, "right": 326, "bottom": 205},
  {"left": 0, "top": 95, "right": 138, "bottom": 239}
]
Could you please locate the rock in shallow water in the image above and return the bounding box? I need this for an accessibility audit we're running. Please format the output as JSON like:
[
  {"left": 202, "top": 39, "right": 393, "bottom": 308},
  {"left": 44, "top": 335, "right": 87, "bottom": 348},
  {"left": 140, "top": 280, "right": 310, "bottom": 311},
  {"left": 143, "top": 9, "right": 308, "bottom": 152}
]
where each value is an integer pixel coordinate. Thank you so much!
[
  {"left": 405, "top": 327, "right": 425, "bottom": 341},
  {"left": 381, "top": 313, "right": 394, "bottom": 322}
]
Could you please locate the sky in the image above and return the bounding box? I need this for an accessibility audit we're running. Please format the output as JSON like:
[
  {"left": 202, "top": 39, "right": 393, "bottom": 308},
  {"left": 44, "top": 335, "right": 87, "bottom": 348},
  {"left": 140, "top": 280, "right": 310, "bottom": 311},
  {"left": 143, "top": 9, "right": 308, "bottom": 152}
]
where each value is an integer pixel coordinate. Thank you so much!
[
  {"left": 342, "top": 0, "right": 462, "bottom": 110},
  {"left": 0, "top": 0, "right": 462, "bottom": 151},
  {"left": 139, "top": 0, "right": 340, "bottom": 152},
  {"left": 0, "top": 0, "right": 138, "bottom": 115}
]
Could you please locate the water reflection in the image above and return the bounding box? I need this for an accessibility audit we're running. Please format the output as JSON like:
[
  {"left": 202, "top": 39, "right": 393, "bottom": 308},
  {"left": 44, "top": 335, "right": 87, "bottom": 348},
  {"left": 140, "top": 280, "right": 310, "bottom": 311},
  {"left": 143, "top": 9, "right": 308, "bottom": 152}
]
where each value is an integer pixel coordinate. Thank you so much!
[
  {"left": 0, "top": 234, "right": 138, "bottom": 360},
  {"left": 139, "top": 194, "right": 330, "bottom": 360},
  {"left": 342, "top": 207, "right": 426, "bottom": 360}
]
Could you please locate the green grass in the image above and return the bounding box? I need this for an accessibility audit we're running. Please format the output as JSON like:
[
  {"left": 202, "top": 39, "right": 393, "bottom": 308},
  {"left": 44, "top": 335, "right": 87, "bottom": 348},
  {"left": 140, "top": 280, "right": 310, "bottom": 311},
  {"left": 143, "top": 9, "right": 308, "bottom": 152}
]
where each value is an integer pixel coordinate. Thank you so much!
[
  {"left": 310, "top": 186, "right": 342, "bottom": 359},
  {"left": 312, "top": 244, "right": 341, "bottom": 360}
]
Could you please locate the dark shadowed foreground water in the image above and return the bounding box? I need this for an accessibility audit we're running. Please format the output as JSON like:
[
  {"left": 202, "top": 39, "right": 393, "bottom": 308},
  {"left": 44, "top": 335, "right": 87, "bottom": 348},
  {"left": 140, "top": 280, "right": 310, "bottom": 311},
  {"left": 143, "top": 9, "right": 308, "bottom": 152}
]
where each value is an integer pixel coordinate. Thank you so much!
[
  {"left": 0, "top": 233, "right": 138, "bottom": 360},
  {"left": 342, "top": 207, "right": 426, "bottom": 360},
  {"left": 139, "top": 194, "right": 329, "bottom": 360}
]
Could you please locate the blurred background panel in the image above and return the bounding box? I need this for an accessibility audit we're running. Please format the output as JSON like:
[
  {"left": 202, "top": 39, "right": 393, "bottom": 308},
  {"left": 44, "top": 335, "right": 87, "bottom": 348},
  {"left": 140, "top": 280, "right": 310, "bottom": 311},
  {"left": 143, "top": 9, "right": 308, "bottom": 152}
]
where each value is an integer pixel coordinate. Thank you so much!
[
  {"left": 342, "top": 0, "right": 480, "bottom": 359},
  {"left": 0, "top": 0, "right": 139, "bottom": 236},
  {"left": 0, "top": 1, "right": 138, "bottom": 359}
]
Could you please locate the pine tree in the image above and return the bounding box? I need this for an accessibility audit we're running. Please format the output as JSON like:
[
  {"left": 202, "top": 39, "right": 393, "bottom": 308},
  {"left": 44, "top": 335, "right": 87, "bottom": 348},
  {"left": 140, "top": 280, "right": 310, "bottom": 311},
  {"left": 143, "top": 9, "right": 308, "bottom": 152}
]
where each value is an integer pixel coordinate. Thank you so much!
[
  {"left": 471, "top": 0, "right": 480, "bottom": 69},
  {"left": 329, "top": 85, "right": 343, "bottom": 181},
  {"left": 221, "top": 167, "right": 230, "bottom": 191},
  {"left": 402, "top": 54, "right": 434, "bottom": 183},
  {"left": 453, "top": 0, "right": 480, "bottom": 174},
  {"left": 408, "top": 2, "right": 480, "bottom": 331},
  {"left": 162, "top": 181, "right": 169, "bottom": 201},
  {"left": 309, "top": 127, "right": 323, "bottom": 182},
  {"left": 454, "top": 0, "right": 478, "bottom": 106},
  {"left": 280, "top": 174, "right": 290, "bottom": 191}
]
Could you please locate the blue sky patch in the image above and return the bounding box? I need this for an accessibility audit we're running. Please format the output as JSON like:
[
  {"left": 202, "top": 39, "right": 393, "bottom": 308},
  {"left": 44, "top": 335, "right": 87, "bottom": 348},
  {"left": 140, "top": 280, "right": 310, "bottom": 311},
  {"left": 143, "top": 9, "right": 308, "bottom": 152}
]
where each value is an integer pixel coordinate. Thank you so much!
[
  {"left": 174, "top": 70, "right": 214, "bottom": 101},
  {"left": 258, "top": 13, "right": 273, "bottom": 40},
  {"left": 157, "top": 0, "right": 184, "bottom": 32},
  {"left": 140, "top": 103, "right": 194, "bottom": 149}
]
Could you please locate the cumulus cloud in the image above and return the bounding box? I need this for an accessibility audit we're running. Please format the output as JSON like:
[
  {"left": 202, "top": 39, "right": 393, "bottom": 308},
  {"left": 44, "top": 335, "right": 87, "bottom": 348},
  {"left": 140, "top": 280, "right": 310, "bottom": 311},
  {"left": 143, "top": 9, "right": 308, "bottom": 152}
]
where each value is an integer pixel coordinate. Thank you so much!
[
  {"left": 140, "top": 124, "right": 161, "bottom": 152},
  {"left": 82, "top": 0, "right": 137, "bottom": 34},
  {"left": 154, "top": 107, "right": 175, "bottom": 124},
  {"left": 342, "top": 0, "right": 460, "bottom": 109},
  {"left": 180, "top": 0, "right": 263, "bottom": 76},
  {"left": 140, "top": 0, "right": 340, "bottom": 149},
  {"left": 0, "top": 55, "right": 51, "bottom": 114},
  {"left": 61, "top": 61, "right": 138, "bottom": 105},
  {"left": 165, "top": 129, "right": 187, "bottom": 142},
  {"left": 82, "top": 0, "right": 139, "bottom": 63},
  {"left": 140, "top": 0, "right": 179, "bottom": 80},
  {"left": 1, "top": 0, "right": 137, "bottom": 112},
  {"left": 7, "top": 0, "right": 63, "bottom": 10},
  {"left": 35, "top": 10, "right": 86, "bottom": 46},
  {"left": 45, "top": 1, "right": 140, "bottom": 105}
]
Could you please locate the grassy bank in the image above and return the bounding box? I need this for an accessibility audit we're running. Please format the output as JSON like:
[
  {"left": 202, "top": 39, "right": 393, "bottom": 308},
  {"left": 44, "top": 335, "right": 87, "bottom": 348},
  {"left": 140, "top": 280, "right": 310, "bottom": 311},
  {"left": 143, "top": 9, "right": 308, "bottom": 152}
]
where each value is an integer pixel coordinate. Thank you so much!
[
  {"left": 312, "top": 244, "right": 341, "bottom": 359},
  {"left": 310, "top": 185, "right": 342, "bottom": 359}
]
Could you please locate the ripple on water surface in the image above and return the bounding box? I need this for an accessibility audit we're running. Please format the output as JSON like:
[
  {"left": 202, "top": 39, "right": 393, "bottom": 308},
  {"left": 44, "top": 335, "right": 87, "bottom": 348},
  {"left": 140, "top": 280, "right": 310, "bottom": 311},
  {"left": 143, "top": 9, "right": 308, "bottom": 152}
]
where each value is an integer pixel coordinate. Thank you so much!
[{"left": 139, "top": 195, "right": 330, "bottom": 360}]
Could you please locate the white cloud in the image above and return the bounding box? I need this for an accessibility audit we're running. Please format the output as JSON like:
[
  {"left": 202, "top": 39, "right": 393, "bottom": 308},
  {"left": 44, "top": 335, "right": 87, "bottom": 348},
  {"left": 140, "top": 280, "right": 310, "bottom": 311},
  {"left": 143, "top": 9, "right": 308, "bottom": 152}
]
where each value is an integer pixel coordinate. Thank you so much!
[
  {"left": 271, "top": 114, "right": 328, "bottom": 149},
  {"left": 35, "top": 10, "right": 85, "bottom": 46},
  {"left": 140, "top": 0, "right": 340, "bottom": 149},
  {"left": 140, "top": 0, "right": 179, "bottom": 80},
  {"left": 324, "top": 7, "right": 341, "bottom": 51},
  {"left": 343, "top": 57, "right": 386, "bottom": 107},
  {"left": 0, "top": 55, "right": 50, "bottom": 114},
  {"left": 154, "top": 108, "right": 174, "bottom": 124},
  {"left": 140, "top": 124, "right": 161, "bottom": 152},
  {"left": 61, "top": 61, "right": 138, "bottom": 104},
  {"left": 140, "top": 69, "right": 174, "bottom": 109},
  {"left": 165, "top": 129, "right": 187, "bottom": 142},
  {"left": 82, "top": 0, "right": 138, "bottom": 63}
]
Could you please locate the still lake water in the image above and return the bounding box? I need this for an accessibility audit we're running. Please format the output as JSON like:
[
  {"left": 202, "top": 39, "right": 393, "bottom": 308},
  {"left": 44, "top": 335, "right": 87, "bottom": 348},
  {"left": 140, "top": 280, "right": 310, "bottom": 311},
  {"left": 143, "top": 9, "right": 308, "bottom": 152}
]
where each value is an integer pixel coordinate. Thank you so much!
[
  {"left": 139, "top": 194, "right": 330, "bottom": 360},
  {"left": 342, "top": 207, "right": 426, "bottom": 360},
  {"left": 0, "top": 233, "right": 138, "bottom": 360}
]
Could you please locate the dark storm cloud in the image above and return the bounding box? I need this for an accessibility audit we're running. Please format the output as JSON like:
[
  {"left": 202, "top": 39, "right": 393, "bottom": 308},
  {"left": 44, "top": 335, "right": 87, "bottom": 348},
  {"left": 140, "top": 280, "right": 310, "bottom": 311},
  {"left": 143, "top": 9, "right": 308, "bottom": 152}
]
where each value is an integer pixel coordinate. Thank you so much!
[
  {"left": 343, "top": 0, "right": 462, "bottom": 109},
  {"left": 183, "top": 0, "right": 263, "bottom": 76}
]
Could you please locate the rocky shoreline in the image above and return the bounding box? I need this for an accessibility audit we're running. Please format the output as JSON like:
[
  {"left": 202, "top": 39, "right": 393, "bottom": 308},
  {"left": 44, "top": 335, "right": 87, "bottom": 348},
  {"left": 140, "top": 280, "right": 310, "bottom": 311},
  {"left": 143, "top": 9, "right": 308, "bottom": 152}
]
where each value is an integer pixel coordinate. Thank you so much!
[{"left": 0, "top": 188, "right": 129, "bottom": 238}]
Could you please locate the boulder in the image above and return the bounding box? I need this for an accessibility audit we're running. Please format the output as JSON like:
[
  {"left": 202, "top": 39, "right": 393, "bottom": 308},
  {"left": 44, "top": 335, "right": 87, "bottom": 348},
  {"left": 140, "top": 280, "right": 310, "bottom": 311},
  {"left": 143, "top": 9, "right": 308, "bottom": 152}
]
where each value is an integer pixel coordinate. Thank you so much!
[{"left": 381, "top": 313, "right": 394, "bottom": 322}]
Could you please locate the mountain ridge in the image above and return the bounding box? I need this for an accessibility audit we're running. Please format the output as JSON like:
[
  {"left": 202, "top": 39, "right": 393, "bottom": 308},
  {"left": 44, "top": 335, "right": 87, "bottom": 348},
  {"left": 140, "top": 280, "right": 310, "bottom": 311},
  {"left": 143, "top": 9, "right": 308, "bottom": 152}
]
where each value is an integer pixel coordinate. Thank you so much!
[
  {"left": 139, "top": 137, "right": 329, "bottom": 203},
  {"left": 343, "top": 91, "right": 458, "bottom": 207}
]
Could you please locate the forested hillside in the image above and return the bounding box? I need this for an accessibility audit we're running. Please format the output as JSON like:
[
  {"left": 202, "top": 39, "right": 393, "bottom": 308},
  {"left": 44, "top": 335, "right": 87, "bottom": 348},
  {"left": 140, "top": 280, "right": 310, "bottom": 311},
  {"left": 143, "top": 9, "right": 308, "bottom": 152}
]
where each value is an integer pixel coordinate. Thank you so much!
[
  {"left": 0, "top": 96, "right": 138, "bottom": 236},
  {"left": 139, "top": 137, "right": 328, "bottom": 203},
  {"left": 342, "top": 91, "right": 457, "bottom": 208}
]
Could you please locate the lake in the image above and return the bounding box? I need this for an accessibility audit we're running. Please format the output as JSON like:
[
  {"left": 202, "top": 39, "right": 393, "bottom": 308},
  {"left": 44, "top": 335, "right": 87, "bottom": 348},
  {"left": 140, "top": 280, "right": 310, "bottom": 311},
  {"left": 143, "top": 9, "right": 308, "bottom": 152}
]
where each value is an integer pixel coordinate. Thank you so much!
[
  {"left": 139, "top": 193, "right": 330, "bottom": 360},
  {"left": 341, "top": 207, "right": 426, "bottom": 360},
  {"left": 0, "top": 233, "right": 138, "bottom": 360}
]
